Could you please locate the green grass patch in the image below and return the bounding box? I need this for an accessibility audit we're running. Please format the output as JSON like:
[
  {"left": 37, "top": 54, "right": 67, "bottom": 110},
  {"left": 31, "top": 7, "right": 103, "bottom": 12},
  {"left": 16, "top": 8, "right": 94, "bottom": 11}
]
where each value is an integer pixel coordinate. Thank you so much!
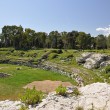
[{"left": 0, "top": 64, "right": 76, "bottom": 100}]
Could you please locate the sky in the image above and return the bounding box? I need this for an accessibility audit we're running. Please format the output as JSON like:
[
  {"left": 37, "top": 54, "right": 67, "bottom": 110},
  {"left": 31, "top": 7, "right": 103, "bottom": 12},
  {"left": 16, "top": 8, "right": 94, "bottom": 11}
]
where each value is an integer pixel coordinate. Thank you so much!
[{"left": 0, "top": 0, "right": 110, "bottom": 36}]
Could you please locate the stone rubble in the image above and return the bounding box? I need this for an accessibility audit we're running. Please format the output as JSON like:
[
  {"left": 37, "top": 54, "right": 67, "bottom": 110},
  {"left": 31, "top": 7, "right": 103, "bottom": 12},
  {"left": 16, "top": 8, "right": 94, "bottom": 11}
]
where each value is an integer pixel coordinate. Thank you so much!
[
  {"left": 38, "top": 62, "right": 84, "bottom": 86},
  {"left": 0, "top": 72, "right": 11, "bottom": 78},
  {"left": 76, "top": 53, "right": 110, "bottom": 69},
  {"left": 0, "top": 100, "right": 21, "bottom": 110},
  {"left": 0, "top": 83, "right": 110, "bottom": 110}
]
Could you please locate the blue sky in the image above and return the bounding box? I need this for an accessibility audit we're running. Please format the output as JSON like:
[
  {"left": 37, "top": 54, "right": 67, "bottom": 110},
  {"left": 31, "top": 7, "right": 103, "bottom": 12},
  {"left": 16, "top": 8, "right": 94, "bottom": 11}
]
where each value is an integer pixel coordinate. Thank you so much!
[{"left": 0, "top": 0, "right": 110, "bottom": 36}]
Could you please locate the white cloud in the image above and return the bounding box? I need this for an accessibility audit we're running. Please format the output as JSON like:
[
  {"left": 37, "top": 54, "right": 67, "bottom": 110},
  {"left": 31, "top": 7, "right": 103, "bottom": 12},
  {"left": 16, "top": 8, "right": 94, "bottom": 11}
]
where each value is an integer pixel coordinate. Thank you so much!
[{"left": 96, "top": 25, "right": 110, "bottom": 36}]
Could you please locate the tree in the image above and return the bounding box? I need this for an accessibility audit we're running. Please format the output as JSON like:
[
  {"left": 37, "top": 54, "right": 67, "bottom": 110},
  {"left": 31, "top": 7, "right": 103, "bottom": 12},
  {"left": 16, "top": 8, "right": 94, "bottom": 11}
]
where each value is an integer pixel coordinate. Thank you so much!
[
  {"left": 61, "top": 31, "right": 68, "bottom": 49},
  {"left": 57, "top": 39, "right": 64, "bottom": 49},
  {"left": 90, "top": 37, "right": 96, "bottom": 49},
  {"left": 24, "top": 28, "right": 36, "bottom": 49},
  {"left": 66, "top": 31, "right": 79, "bottom": 49},
  {"left": 1, "top": 25, "right": 109, "bottom": 51},
  {"left": 96, "top": 34, "right": 107, "bottom": 49},
  {"left": 2, "top": 25, "right": 23, "bottom": 49},
  {"left": 107, "top": 35, "right": 110, "bottom": 49},
  {"left": 49, "top": 31, "right": 60, "bottom": 48},
  {"left": 76, "top": 32, "right": 91, "bottom": 49}
]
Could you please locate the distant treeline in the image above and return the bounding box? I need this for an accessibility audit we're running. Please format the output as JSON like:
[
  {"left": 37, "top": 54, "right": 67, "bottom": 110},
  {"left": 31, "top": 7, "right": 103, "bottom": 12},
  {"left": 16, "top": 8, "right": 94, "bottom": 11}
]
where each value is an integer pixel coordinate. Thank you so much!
[{"left": 0, "top": 25, "right": 110, "bottom": 50}]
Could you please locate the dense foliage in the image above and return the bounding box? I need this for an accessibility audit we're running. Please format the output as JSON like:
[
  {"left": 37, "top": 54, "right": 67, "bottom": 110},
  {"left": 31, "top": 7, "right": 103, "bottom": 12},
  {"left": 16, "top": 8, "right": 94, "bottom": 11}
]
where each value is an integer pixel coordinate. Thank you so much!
[
  {"left": 72, "top": 88, "right": 81, "bottom": 96},
  {"left": 56, "top": 85, "right": 67, "bottom": 96},
  {"left": 19, "top": 105, "right": 28, "bottom": 110},
  {"left": 20, "top": 87, "right": 43, "bottom": 105},
  {"left": 104, "top": 65, "right": 110, "bottom": 74},
  {"left": 0, "top": 25, "right": 110, "bottom": 50}
]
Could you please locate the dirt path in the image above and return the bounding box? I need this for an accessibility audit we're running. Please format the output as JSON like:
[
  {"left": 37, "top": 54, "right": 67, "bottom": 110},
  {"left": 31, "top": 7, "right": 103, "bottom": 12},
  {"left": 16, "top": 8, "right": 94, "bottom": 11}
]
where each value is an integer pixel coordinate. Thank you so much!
[{"left": 23, "top": 80, "right": 73, "bottom": 93}]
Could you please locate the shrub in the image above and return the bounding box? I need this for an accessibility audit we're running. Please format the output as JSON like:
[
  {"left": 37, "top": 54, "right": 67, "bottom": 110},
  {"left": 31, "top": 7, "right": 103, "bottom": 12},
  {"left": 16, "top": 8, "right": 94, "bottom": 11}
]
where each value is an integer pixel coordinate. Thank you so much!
[
  {"left": 32, "top": 53, "right": 37, "bottom": 57},
  {"left": 41, "top": 54, "right": 48, "bottom": 59},
  {"left": 19, "top": 105, "right": 28, "bottom": 110},
  {"left": 73, "top": 88, "right": 81, "bottom": 96},
  {"left": 75, "top": 106, "right": 84, "bottom": 110},
  {"left": 90, "top": 103, "right": 94, "bottom": 110},
  {"left": 105, "top": 65, "right": 110, "bottom": 73},
  {"left": 19, "top": 52, "right": 25, "bottom": 57},
  {"left": 56, "top": 85, "right": 67, "bottom": 96},
  {"left": 16, "top": 67, "right": 21, "bottom": 70},
  {"left": 51, "top": 50, "right": 58, "bottom": 53},
  {"left": 9, "top": 48, "right": 15, "bottom": 53},
  {"left": 33, "top": 61, "right": 38, "bottom": 65},
  {"left": 67, "top": 54, "right": 74, "bottom": 58},
  {"left": 28, "top": 59, "right": 34, "bottom": 63},
  {"left": 51, "top": 53, "right": 58, "bottom": 59},
  {"left": 41, "top": 51, "right": 51, "bottom": 59},
  {"left": 57, "top": 49, "right": 63, "bottom": 54},
  {"left": 64, "top": 49, "right": 68, "bottom": 52},
  {"left": 6, "top": 52, "right": 11, "bottom": 55},
  {"left": 20, "top": 87, "right": 44, "bottom": 105},
  {"left": 44, "top": 50, "right": 47, "bottom": 52}
]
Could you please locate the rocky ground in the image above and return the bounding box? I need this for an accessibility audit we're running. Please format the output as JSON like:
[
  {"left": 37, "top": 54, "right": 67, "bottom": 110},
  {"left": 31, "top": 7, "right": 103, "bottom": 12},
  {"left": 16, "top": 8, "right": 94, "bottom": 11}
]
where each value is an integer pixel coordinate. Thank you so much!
[
  {"left": 0, "top": 72, "right": 11, "bottom": 78},
  {"left": 0, "top": 82, "right": 110, "bottom": 110},
  {"left": 76, "top": 52, "right": 110, "bottom": 69},
  {"left": 0, "top": 100, "right": 21, "bottom": 110}
]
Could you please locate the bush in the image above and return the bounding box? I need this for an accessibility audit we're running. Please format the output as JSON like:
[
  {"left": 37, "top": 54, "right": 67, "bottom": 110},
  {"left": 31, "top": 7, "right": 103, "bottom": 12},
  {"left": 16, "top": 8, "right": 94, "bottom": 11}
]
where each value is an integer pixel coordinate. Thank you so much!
[
  {"left": 56, "top": 85, "right": 67, "bottom": 96},
  {"left": 32, "top": 53, "right": 37, "bottom": 57},
  {"left": 41, "top": 51, "right": 51, "bottom": 59},
  {"left": 105, "top": 65, "right": 110, "bottom": 73},
  {"left": 41, "top": 54, "right": 48, "bottom": 59},
  {"left": 9, "top": 48, "right": 15, "bottom": 53},
  {"left": 57, "top": 49, "right": 63, "bottom": 54},
  {"left": 28, "top": 59, "right": 34, "bottom": 63},
  {"left": 67, "top": 54, "right": 74, "bottom": 58},
  {"left": 51, "top": 53, "right": 58, "bottom": 59},
  {"left": 33, "top": 61, "right": 38, "bottom": 65},
  {"left": 44, "top": 50, "right": 47, "bottom": 52},
  {"left": 64, "top": 49, "right": 68, "bottom": 52},
  {"left": 75, "top": 106, "right": 84, "bottom": 110},
  {"left": 16, "top": 67, "right": 21, "bottom": 70},
  {"left": 6, "top": 51, "right": 11, "bottom": 55},
  {"left": 19, "top": 105, "right": 28, "bottom": 110},
  {"left": 20, "top": 87, "right": 44, "bottom": 105},
  {"left": 73, "top": 88, "right": 81, "bottom": 96},
  {"left": 51, "top": 50, "right": 58, "bottom": 53},
  {"left": 19, "top": 52, "right": 25, "bottom": 57}
]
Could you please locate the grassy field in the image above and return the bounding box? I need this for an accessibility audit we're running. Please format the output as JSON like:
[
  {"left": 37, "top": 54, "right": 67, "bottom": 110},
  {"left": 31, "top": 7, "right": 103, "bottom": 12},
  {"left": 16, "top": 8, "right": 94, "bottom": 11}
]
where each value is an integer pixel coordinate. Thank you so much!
[
  {"left": 0, "top": 48, "right": 110, "bottom": 100},
  {"left": 0, "top": 48, "right": 109, "bottom": 63},
  {"left": 0, "top": 64, "right": 76, "bottom": 100}
]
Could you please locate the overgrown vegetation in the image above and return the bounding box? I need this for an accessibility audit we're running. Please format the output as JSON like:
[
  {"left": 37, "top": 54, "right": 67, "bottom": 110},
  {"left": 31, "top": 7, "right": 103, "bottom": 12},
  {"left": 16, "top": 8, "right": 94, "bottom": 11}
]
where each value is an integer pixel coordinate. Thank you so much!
[
  {"left": 20, "top": 87, "right": 43, "bottom": 105},
  {"left": 72, "top": 88, "right": 81, "bottom": 96},
  {"left": 56, "top": 85, "right": 67, "bottom": 96},
  {"left": 75, "top": 106, "right": 84, "bottom": 110},
  {"left": 50, "top": 53, "right": 58, "bottom": 59},
  {"left": 104, "top": 65, "right": 110, "bottom": 73},
  {"left": 19, "top": 105, "right": 28, "bottom": 110}
]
